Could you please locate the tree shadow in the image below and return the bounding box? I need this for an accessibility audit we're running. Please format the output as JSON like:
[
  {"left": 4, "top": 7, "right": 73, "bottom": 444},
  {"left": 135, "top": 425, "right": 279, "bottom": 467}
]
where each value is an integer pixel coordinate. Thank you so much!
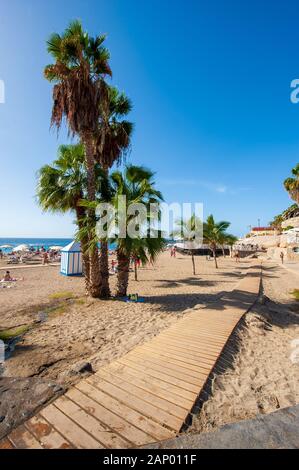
[{"left": 155, "top": 278, "right": 222, "bottom": 288}]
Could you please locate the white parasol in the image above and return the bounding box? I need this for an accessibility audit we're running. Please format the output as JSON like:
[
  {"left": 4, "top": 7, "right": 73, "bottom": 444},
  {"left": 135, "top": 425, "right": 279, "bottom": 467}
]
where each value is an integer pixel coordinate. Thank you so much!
[{"left": 12, "top": 244, "right": 30, "bottom": 252}]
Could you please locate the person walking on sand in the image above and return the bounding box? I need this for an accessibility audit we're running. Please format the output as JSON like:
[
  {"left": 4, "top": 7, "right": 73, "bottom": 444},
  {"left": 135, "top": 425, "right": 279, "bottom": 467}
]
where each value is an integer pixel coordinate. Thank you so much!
[
  {"left": 111, "top": 259, "right": 117, "bottom": 273},
  {"left": 42, "top": 251, "right": 49, "bottom": 265},
  {"left": 235, "top": 250, "right": 240, "bottom": 263},
  {"left": 280, "top": 251, "right": 284, "bottom": 264}
]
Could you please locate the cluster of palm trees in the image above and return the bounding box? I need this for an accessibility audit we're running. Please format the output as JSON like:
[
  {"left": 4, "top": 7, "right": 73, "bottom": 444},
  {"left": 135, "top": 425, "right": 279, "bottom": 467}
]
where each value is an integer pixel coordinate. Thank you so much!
[
  {"left": 38, "top": 20, "right": 166, "bottom": 298},
  {"left": 284, "top": 163, "right": 299, "bottom": 204},
  {"left": 38, "top": 20, "right": 237, "bottom": 298},
  {"left": 268, "top": 164, "right": 299, "bottom": 232},
  {"left": 172, "top": 214, "right": 237, "bottom": 273}
]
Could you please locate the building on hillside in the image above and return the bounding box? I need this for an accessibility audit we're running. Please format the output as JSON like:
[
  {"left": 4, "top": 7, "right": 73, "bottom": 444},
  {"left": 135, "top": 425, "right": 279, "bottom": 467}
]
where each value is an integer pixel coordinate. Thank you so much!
[{"left": 250, "top": 227, "right": 275, "bottom": 236}]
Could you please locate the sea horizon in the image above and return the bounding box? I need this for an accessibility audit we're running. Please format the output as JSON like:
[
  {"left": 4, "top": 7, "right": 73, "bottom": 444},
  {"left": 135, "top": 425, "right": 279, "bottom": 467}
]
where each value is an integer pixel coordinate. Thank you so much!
[{"left": 0, "top": 237, "right": 73, "bottom": 251}]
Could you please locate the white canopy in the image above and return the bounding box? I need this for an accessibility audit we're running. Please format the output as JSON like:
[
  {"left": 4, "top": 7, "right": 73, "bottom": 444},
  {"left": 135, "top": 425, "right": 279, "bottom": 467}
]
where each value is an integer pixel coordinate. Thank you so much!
[
  {"left": 12, "top": 244, "right": 30, "bottom": 252},
  {"left": 49, "top": 245, "right": 63, "bottom": 251}
]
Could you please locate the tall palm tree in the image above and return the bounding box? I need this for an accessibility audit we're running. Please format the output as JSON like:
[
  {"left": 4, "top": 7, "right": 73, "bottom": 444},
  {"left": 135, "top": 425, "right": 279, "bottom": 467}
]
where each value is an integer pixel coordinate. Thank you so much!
[
  {"left": 36, "top": 144, "right": 103, "bottom": 293},
  {"left": 284, "top": 164, "right": 299, "bottom": 204},
  {"left": 110, "top": 165, "right": 164, "bottom": 297},
  {"left": 95, "top": 86, "right": 133, "bottom": 298},
  {"left": 44, "top": 20, "right": 112, "bottom": 298},
  {"left": 203, "top": 215, "right": 230, "bottom": 268},
  {"left": 170, "top": 215, "right": 202, "bottom": 275}
]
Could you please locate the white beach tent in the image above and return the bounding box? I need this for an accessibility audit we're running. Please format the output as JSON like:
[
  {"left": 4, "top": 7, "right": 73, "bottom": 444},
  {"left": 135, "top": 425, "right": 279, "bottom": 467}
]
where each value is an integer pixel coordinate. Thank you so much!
[
  {"left": 12, "top": 244, "right": 30, "bottom": 252},
  {"left": 60, "top": 240, "right": 83, "bottom": 276}
]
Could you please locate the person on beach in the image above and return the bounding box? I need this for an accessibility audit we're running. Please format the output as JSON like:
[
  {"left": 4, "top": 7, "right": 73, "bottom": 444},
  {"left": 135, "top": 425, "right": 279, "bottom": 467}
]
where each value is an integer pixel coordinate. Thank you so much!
[
  {"left": 111, "top": 259, "right": 117, "bottom": 273},
  {"left": 280, "top": 251, "right": 284, "bottom": 264},
  {"left": 235, "top": 250, "right": 240, "bottom": 263},
  {"left": 1, "top": 271, "right": 14, "bottom": 282},
  {"left": 0, "top": 249, "right": 3, "bottom": 259},
  {"left": 42, "top": 252, "right": 49, "bottom": 265}
]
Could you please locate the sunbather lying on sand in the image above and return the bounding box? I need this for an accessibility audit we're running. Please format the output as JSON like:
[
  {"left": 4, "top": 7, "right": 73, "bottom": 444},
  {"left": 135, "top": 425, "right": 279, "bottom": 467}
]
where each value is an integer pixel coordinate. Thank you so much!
[{"left": 0, "top": 271, "right": 22, "bottom": 282}]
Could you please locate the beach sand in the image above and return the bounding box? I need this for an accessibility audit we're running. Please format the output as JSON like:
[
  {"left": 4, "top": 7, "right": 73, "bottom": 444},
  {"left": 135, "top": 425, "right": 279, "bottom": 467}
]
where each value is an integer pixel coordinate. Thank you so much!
[
  {"left": 1, "top": 253, "right": 298, "bottom": 443},
  {"left": 0, "top": 252, "right": 247, "bottom": 383},
  {"left": 190, "top": 261, "right": 299, "bottom": 433}
]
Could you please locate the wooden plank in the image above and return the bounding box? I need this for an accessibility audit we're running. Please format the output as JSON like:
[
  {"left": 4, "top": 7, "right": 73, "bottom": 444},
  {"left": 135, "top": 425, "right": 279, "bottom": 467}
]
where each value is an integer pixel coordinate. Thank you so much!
[
  {"left": 25, "top": 414, "right": 72, "bottom": 449},
  {"left": 139, "top": 343, "right": 216, "bottom": 369},
  {"left": 127, "top": 351, "right": 208, "bottom": 382},
  {"left": 164, "top": 332, "right": 225, "bottom": 348},
  {"left": 9, "top": 425, "right": 43, "bottom": 449},
  {"left": 154, "top": 336, "right": 224, "bottom": 354},
  {"left": 95, "top": 368, "right": 188, "bottom": 420},
  {"left": 54, "top": 395, "right": 128, "bottom": 449},
  {"left": 74, "top": 381, "right": 173, "bottom": 442},
  {"left": 123, "top": 354, "right": 207, "bottom": 387},
  {"left": 40, "top": 404, "right": 102, "bottom": 449},
  {"left": 130, "top": 349, "right": 210, "bottom": 377},
  {"left": 107, "top": 361, "right": 195, "bottom": 408},
  {"left": 0, "top": 438, "right": 14, "bottom": 449},
  {"left": 86, "top": 374, "right": 182, "bottom": 432},
  {"left": 141, "top": 341, "right": 219, "bottom": 363},
  {"left": 132, "top": 348, "right": 212, "bottom": 374},
  {"left": 169, "top": 330, "right": 229, "bottom": 342},
  {"left": 120, "top": 357, "right": 202, "bottom": 394}
]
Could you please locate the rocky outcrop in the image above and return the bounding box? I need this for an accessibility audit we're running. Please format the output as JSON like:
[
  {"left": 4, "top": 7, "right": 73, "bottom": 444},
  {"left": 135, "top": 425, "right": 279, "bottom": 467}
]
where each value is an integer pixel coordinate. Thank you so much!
[
  {"left": 0, "top": 377, "right": 64, "bottom": 440},
  {"left": 282, "top": 216, "right": 299, "bottom": 229}
]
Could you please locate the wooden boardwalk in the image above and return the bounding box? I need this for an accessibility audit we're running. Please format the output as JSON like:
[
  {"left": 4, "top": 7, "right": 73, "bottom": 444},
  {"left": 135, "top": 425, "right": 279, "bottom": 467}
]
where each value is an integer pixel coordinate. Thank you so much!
[{"left": 0, "top": 264, "right": 261, "bottom": 449}]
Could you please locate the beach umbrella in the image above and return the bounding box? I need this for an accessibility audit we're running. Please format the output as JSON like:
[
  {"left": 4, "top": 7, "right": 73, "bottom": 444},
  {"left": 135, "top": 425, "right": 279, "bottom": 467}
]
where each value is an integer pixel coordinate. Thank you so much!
[
  {"left": 0, "top": 244, "right": 13, "bottom": 249},
  {"left": 12, "top": 244, "right": 30, "bottom": 252},
  {"left": 49, "top": 246, "right": 63, "bottom": 251}
]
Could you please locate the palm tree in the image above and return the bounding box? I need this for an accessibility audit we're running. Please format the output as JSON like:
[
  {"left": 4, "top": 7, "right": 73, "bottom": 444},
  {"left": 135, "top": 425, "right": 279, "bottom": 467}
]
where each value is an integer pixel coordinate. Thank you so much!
[
  {"left": 36, "top": 144, "right": 103, "bottom": 293},
  {"left": 95, "top": 87, "right": 133, "bottom": 298},
  {"left": 110, "top": 165, "right": 164, "bottom": 297},
  {"left": 170, "top": 215, "right": 202, "bottom": 275},
  {"left": 203, "top": 215, "right": 230, "bottom": 268},
  {"left": 269, "top": 214, "right": 283, "bottom": 233},
  {"left": 284, "top": 164, "right": 299, "bottom": 204},
  {"left": 44, "top": 20, "right": 112, "bottom": 298},
  {"left": 222, "top": 234, "right": 238, "bottom": 257}
]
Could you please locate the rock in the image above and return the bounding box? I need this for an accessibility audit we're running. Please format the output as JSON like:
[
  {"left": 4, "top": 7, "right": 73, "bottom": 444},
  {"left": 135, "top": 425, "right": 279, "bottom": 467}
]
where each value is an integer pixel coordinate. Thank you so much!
[
  {"left": 68, "top": 361, "right": 93, "bottom": 376},
  {"left": 0, "top": 377, "right": 64, "bottom": 440}
]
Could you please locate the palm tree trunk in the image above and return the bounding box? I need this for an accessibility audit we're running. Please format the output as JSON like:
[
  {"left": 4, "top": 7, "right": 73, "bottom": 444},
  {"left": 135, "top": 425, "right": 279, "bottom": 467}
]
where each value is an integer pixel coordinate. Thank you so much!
[
  {"left": 81, "top": 131, "right": 101, "bottom": 298},
  {"left": 75, "top": 205, "right": 90, "bottom": 295},
  {"left": 213, "top": 248, "right": 218, "bottom": 268},
  {"left": 191, "top": 252, "right": 196, "bottom": 275},
  {"left": 99, "top": 240, "right": 110, "bottom": 298},
  {"left": 222, "top": 245, "right": 225, "bottom": 257},
  {"left": 98, "top": 166, "right": 111, "bottom": 298},
  {"left": 116, "top": 249, "right": 130, "bottom": 297},
  {"left": 134, "top": 261, "right": 138, "bottom": 281}
]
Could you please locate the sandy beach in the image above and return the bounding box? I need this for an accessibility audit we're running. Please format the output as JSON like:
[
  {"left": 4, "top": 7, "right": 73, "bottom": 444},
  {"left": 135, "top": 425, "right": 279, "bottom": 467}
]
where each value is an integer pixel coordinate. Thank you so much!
[
  {"left": 191, "top": 261, "right": 299, "bottom": 433},
  {"left": 0, "top": 252, "right": 248, "bottom": 382},
  {"left": 1, "top": 252, "right": 299, "bottom": 443}
]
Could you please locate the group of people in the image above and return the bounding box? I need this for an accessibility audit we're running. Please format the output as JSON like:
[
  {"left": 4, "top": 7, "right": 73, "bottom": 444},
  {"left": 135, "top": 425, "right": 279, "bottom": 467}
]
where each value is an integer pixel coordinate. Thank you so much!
[{"left": 109, "top": 256, "right": 141, "bottom": 275}]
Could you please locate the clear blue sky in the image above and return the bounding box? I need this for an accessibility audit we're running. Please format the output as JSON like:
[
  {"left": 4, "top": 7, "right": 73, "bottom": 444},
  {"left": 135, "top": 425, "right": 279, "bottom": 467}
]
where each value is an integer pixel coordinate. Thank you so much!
[{"left": 1, "top": 0, "right": 299, "bottom": 238}]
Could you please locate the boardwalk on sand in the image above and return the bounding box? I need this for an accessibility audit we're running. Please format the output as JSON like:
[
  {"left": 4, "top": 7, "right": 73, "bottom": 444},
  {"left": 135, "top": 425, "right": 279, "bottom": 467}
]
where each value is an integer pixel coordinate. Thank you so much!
[{"left": 0, "top": 264, "right": 261, "bottom": 449}]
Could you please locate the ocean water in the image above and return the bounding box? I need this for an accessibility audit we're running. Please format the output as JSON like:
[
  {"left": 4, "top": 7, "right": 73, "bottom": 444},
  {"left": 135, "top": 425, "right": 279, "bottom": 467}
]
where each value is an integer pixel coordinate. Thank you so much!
[
  {"left": 0, "top": 238, "right": 118, "bottom": 253},
  {"left": 0, "top": 238, "right": 73, "bottom": 253}
]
